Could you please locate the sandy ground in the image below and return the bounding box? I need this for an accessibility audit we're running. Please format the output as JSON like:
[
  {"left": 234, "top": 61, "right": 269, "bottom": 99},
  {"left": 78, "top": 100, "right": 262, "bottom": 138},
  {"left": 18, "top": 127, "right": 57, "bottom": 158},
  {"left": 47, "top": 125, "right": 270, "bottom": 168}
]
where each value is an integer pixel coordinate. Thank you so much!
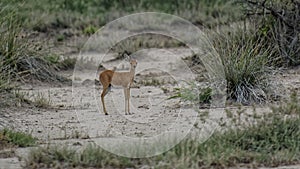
[{"left": 0, "top": 48, "right": 300, "bottom": 168}]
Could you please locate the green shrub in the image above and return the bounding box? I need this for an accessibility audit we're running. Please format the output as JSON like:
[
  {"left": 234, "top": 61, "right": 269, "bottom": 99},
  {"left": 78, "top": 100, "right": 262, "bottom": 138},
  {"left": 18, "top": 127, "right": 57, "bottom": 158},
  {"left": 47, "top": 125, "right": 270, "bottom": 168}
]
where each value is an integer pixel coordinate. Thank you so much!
[{"left": 83, "top": 25, "right": 97, "bottom": 35}]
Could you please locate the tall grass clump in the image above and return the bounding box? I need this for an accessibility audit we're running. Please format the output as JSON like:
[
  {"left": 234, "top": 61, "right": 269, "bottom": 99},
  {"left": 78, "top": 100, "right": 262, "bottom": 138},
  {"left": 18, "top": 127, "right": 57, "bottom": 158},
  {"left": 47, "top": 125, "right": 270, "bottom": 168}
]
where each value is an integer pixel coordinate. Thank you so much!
[
  {"left": 173, "top": 26, "right": 274, "bottom": 105},
  {"left": 0, "top": 5, "right": 66, "bottom": 106},
  {"left": 0, "top": 9, "right": 22, "bottom": 91},
  {"left": 0, "top": 6, "right": 67, "bottom": 82},
  {"left": 211, "top": 25, "right": 273, "bottom": 104}
]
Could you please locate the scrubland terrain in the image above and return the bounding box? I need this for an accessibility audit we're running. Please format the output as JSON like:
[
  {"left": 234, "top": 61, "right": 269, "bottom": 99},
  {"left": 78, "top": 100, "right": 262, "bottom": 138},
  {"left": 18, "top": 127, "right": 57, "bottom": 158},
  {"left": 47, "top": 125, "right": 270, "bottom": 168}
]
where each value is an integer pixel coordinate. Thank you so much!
[{"left": 0, "top": 0, "right": 299, "bottom": 169}]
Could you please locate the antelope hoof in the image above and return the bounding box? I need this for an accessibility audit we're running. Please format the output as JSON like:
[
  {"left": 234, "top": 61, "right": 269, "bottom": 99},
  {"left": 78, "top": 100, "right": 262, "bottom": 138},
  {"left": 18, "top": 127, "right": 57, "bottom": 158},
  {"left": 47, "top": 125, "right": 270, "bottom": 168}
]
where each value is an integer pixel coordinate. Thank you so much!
[{"left": 105, "top": 113, "right": 108, "bottom": 115}]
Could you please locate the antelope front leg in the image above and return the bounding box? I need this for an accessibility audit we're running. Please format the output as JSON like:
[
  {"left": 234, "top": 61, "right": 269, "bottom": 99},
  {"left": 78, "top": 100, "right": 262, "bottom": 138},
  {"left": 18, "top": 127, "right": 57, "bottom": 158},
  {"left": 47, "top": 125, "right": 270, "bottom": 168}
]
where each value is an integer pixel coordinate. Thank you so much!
[
  {"left": 101, "top": 85, "right": 110, "bottom": 115},
  {"left": 123, "top": 88, "right": 127, "bottom": 115},
  {"left": 124, "top": 87, "right": 131, "bottom": 115},
  {"left": 127, "top": 88, "right": 131, "bottom": 114}
]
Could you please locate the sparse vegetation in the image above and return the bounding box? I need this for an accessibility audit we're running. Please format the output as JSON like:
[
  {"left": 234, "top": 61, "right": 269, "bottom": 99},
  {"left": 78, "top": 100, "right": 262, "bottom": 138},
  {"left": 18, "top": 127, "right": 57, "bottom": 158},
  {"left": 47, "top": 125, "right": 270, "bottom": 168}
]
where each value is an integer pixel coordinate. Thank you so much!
[
  {"left": 169, "top": 83, "right": 200, "bottom": 103},
  {"left": 26, "top": 144, "right": 134, "bottom": 168},
  {"left": 0, "top": 129, "right": 36, "bottom": 148},
  {"left": 33, "top": 92, "right": 52, "bottom": 108},
  {"left": 199, "top": 87, "right": 212, "bottom": 104},
  {"left": 26, "top": 93, "right": 300, "bottom": 168},
  {"left": 271, "top": 90, "right": 300, "bottom": 116},
  {"left": 57, "top": 57, "right": 77, "bottom": 70},
  {"left": 169, "top": 83, "right": 213, "bottom": 108}
]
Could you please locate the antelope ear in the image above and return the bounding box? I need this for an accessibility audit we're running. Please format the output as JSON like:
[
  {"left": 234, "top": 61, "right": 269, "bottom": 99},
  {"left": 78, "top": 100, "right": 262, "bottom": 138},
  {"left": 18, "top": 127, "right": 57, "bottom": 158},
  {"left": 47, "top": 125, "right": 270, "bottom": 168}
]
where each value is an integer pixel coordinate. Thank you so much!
[{"left": 124, "top": 53, "right": 131, "bottom": 61}]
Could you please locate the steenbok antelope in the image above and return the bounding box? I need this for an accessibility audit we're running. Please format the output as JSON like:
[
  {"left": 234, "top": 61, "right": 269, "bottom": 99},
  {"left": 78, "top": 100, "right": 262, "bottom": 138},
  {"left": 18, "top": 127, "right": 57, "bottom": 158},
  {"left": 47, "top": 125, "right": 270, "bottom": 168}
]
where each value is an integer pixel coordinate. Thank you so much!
[{"left": 99, "top": 52, "right": 137, "bottom": 115}]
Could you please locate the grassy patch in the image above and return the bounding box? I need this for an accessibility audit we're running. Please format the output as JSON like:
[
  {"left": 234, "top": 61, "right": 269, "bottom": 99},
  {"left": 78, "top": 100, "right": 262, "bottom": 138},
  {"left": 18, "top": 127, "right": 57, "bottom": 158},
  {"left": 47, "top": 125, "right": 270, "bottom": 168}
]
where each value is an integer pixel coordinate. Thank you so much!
[
  {"left": 33, "top": 92, "right": 52, "bottom": 108},
  {"left": 26, "top": 144, "right": 134, "bottom": 168},
  {"left": 169, "top": 83, "right": 211, "bottom": 107},
  {"left": 83, "top": 25, "right": 97, "bottom": 35},
  {"left": 0, "top": 129, "right": 36, "bottom": 149},
  {"left": 199, "top": 87, "right": 212, "bottom": 104}
]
